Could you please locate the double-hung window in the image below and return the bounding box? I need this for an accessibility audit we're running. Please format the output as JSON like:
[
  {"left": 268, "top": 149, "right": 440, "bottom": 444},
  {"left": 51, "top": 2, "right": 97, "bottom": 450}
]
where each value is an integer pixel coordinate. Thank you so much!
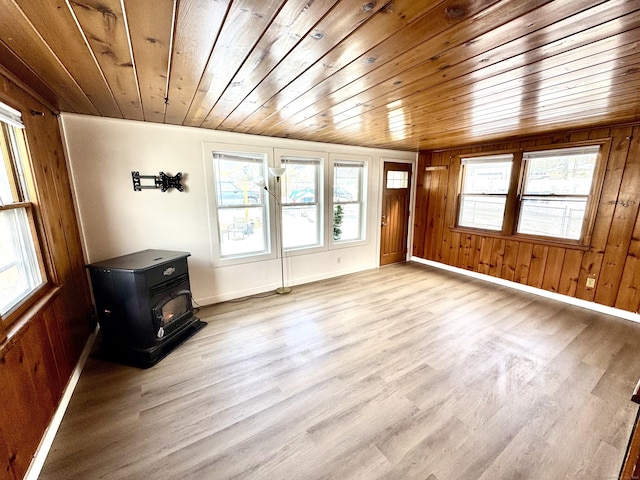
[
  {"left": 280, "top": 156, "right": 323, "bottom": 250},
  {"left": 517, "top": 146, "right": 600, "bottom": 240},
  {"left": 458, "top": 154, "right": 513, "bottom": 231},
  {"left": 333, "top": 160, "right": 366, "bottom": 242},
  {"left": 456, "top": 144, "right": 603, "bottom": 244},
  {"left": 211, "top": 150, "right": 269, "bottom": 259},
  {"left": 0, "top": 102, "right": 45, "bottom": 325}
]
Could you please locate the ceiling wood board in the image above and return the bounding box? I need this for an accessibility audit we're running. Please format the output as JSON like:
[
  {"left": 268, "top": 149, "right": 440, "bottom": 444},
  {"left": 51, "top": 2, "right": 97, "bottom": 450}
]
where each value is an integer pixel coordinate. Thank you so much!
[
  {"left": 259, "top": 0, "right": 621, "bottom": 138},
  {"left": 124, "top": 0, "right": 176, "bottom": 123},
  {"left": 69, "top": 0, "right": 144, "bottom": 121},
  {"left": 227, "top": 0, "right": 510, "bottom": 134},
  {"left": 0, "top": 0, "right": 98, "bottom": 114},
  {"left": 182, "top": 0, "right": 288, "bottom": 127},
  {"left": 12, "top": 0, "right": 122, "bottom": 118},
  {"left": 0, "top": 0, "right": 639, "bottom": 151}
]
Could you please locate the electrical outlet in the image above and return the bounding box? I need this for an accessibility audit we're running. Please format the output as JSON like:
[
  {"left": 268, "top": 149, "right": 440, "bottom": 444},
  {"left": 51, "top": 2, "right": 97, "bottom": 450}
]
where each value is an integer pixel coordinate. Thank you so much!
[
  {"left": 337, "top": 257, "right": 341, "bottom": 264},
  {"left": 586, "top": 276, "right": 596, "bottom": 288}
]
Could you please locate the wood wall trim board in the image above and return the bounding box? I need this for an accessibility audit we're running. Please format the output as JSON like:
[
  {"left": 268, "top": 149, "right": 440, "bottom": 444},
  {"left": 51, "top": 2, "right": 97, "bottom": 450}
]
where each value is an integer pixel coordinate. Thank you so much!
[
  {"left": 448, "top": 227, "right": 591, "bottom": 251},
  {"left": 0, "top": 286, "right": 62, "bottom": 358}
]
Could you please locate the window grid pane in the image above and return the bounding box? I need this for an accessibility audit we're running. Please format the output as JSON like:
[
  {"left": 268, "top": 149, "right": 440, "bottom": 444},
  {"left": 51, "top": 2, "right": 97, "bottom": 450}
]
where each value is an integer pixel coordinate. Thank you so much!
[
  {"left": 458, "top": 156, "right": 513, "bottom": 231},
  {"left": 518, "top": 147, "right": 599, "bottom": 240},
  {"left": 459, "top": 195, "right": 507, "bottom": 231},
  {"left": 281, "top": 158, "right": 322, "bottom": 250},
  {"left": 518, "top": 198, "right": 587, "bottom": 240},
  {"left": 523, "top": 153, "right": 597, "bottom": 196},
  {"left": 282, "top": 160, "right": 319, "bottom": 206},
  {"left": 462, "top": 161, "right": 512, "bottom": 194},
  {"left": 213, "top": 153, "right": 269, "bottom": 258},
  {"left": 1, "top": 108, "right": 46, "bottom": 323},
  {"left": 0, "top": 207, "right": 43, "bottom": 316},
  {"left": 334, "top": 203, "right": 361, "bottom": 241},
  {"left": 282, "top": 205, "right": 319, "bottom": 249},
  {"left": 334, "top": 163, "right": 364, "bottom": 242}
]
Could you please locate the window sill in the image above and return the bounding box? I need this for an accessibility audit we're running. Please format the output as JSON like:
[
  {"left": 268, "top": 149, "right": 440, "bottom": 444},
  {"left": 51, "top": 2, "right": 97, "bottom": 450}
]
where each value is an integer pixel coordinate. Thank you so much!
[
  {"left": 0, "top": 284, "right": 62, "bottom": 355},
  {"left": 449, "top": 226, "right": 590, "bottom": 251}
]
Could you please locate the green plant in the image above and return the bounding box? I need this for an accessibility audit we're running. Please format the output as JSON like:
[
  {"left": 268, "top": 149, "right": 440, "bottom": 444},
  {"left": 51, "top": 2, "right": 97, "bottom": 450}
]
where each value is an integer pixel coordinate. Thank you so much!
[{"left": 333, "top": 204, "right": 344, "bottom": 240}]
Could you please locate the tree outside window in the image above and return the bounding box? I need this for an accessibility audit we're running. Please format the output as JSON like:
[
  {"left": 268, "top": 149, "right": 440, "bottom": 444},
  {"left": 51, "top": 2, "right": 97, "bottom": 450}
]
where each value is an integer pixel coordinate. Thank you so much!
[{"left": 333, "top": 160, "right": 365, "bottom": 242}]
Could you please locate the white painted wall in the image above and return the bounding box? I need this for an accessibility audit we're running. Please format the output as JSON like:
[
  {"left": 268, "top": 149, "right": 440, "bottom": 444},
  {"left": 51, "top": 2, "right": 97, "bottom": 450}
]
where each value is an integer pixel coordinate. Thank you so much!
[{"left": 60, "top": 114, "right": 416, "bottom": 305}]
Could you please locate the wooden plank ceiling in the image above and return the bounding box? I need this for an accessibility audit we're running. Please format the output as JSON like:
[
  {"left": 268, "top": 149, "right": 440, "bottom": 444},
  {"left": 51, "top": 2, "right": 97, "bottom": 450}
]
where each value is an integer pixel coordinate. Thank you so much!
[{"left": 0, "top": 0, "right": 639, "bottom": 151}]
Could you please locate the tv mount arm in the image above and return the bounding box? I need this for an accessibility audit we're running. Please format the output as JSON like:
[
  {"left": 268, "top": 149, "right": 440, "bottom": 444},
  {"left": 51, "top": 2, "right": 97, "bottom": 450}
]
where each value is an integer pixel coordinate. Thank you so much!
[{"left": 131, "top": 171, "right": 184, "bottom": 192}]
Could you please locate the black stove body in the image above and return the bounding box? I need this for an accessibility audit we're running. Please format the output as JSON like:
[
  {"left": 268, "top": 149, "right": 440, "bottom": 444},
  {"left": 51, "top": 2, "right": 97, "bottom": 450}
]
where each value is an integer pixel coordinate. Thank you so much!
[{"left": 87, "top": 249, "right": 205, "bottom": 368}]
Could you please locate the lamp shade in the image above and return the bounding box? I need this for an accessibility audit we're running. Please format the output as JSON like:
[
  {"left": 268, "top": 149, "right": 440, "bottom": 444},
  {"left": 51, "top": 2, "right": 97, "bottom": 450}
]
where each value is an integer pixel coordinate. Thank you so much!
[{"left": 269, "top": 167, "right": 286, "bottom": 177}]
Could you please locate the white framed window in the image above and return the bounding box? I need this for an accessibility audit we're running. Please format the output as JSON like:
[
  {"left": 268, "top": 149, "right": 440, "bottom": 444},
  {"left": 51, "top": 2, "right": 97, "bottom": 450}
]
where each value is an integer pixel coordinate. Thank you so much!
[
  {"left": 458, "top": 154, "right": 513, "bottom": 231},
  {"left": 455, "top": 144, "right": 604, "bottom": 245},
  {"left": 279, "top": 153, "right": 324, "bottom": 251},
  {"left": 0, "top": 102, "right": 46, "bottom": 324},
  {"left": 204, "top": 144, "right": 275, "bottom": 265},
  {"left": 331, "top": 155, "right": 367, "bottom": 243},
  {"left": 517, "top": 146, "right": 600, "bottom": 240}
]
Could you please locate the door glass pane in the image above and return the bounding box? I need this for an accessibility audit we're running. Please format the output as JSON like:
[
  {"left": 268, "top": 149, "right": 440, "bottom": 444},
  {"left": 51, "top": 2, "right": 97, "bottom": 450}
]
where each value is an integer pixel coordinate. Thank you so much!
[
  {"left": 386, "top": 170, "right": 408, "bottom": 189},
  {"left": 0, "top": 208, "right": 43, "bottom": 315}
]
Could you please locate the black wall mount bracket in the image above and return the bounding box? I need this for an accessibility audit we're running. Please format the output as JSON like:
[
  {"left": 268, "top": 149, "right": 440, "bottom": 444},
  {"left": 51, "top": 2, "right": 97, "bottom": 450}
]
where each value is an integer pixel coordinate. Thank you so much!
[{"left": 131, "top": 171, "right": 184, "bottom": 192}]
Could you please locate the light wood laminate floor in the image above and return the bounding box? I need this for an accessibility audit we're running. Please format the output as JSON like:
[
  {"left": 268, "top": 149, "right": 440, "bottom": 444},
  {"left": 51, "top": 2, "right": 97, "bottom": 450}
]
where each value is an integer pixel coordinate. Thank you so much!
[{"left": 40, "top": 263, "right": 640, "bottom": 479}]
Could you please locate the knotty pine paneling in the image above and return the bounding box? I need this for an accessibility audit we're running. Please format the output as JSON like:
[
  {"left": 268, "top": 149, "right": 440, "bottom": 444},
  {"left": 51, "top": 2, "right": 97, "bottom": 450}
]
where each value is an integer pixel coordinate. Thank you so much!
[
  {"left": 413, "top": 123, "right": 640, "bottom": 315},
  {"left": 0, "top": 71, "right": 92, "bottom": 480}
]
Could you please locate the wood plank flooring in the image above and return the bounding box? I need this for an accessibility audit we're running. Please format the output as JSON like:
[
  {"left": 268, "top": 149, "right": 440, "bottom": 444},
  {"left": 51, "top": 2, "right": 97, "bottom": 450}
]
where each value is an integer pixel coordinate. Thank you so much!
[{"left": 39, "top": 262, "right": 640, "bottom": 480}]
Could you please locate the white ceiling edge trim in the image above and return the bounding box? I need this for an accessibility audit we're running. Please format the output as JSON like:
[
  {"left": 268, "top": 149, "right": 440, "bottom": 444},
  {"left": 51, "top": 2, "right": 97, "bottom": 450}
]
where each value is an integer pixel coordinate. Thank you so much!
[{"left": 411, "top": 256, "right": 640, "bottom": 324}]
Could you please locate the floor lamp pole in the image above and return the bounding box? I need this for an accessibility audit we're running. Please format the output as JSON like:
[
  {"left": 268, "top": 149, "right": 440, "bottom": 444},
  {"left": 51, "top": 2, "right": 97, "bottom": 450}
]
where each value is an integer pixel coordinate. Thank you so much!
[{"left": 271, "top": 171, "right": 291, "bottom": 295}]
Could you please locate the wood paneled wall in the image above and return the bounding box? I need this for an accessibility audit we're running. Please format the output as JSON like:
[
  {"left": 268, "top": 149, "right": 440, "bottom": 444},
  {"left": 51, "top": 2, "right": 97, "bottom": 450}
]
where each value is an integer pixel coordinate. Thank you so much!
[
  {"left": 413, "top": 124, "right": 640, "bottom": 315},
  {"left": 0, "top": 72, "right": 92, "bottom": 480}
]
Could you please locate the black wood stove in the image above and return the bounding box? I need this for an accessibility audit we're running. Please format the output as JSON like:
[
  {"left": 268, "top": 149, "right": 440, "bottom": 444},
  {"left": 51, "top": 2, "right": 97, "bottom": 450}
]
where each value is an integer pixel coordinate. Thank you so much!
[{"left": 87, "top": 249, "right": 206, "bottom": 368}]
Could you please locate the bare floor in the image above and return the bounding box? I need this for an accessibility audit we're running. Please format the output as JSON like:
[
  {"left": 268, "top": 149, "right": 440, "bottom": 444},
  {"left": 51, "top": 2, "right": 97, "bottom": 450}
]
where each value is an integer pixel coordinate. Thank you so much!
[{"left": 40, "top": 263, "right": 640, "bottom": 479}]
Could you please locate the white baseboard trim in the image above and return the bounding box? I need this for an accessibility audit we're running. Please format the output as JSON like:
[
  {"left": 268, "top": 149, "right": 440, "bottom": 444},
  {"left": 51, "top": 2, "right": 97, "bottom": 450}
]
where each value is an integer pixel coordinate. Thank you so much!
[
  {"left": 411, "top": 257, "right": 640, "bottom": 324},
  {"left": 25, "top": 328, "right": 97, "bottom": 480}
]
